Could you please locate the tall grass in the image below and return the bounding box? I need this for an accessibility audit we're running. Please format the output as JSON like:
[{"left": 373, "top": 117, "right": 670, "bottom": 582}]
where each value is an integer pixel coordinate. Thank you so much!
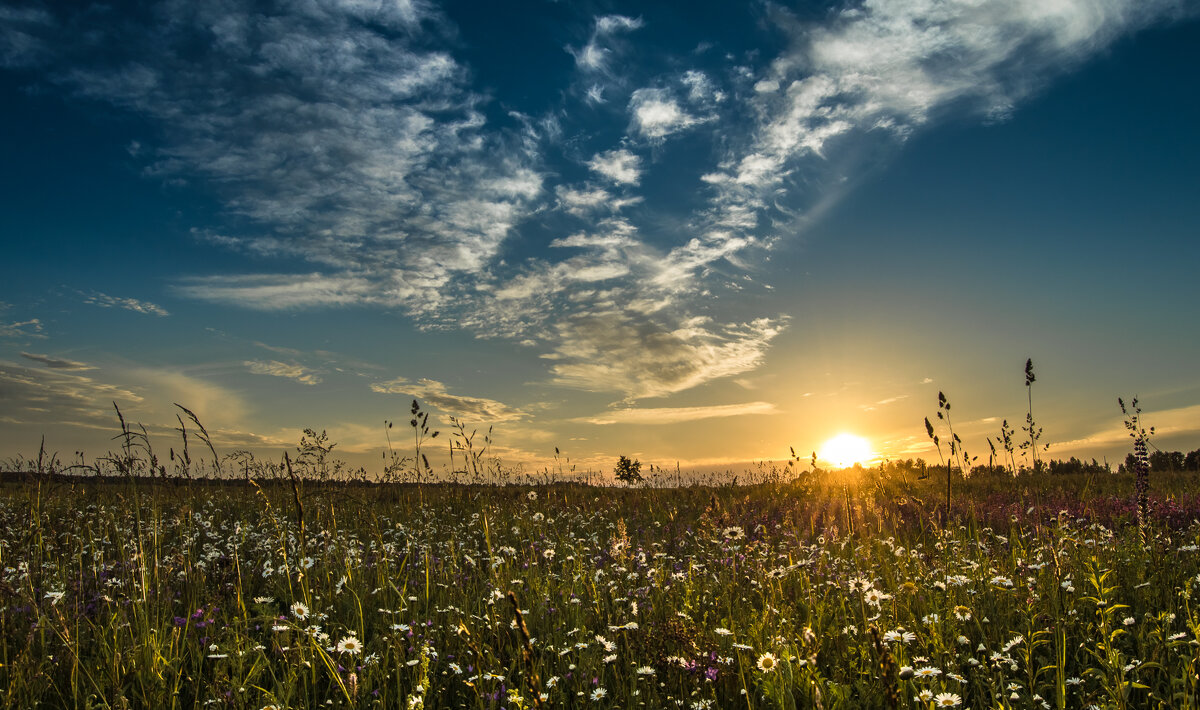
[
  {"left": 4, "top": 464, "right": 1200, "bottom": 708},
  {"left": 3, "top": 368, "right": 1199, "bottom": 708}
]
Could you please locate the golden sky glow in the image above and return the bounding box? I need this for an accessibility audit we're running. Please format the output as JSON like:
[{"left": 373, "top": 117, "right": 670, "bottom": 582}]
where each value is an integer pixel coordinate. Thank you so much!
[{"left": 818, "top": 433, "right": 874, "bottom": 469}]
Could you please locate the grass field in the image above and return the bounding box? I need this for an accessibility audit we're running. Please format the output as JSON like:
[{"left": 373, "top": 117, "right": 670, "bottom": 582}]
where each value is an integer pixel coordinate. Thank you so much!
[{"left": 4, "top": 465, "right": 1200, "bottom": 709}]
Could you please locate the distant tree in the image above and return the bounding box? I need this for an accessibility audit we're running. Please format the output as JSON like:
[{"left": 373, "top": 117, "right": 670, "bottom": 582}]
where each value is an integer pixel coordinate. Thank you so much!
[
  {"left": 1149, "top": 450, "right": 1185, "bottom": 472},
  {"left": 1186, "top": 449, "right": 1200, "bottom": 472},
  {"left": 1047, "top": 457, "right": 1110, "bottom": 476},
  {"left": 1120, "top": 453, "right": 1137, "bottom": 474},
  {"left": 613, "top": 455, "right": 643, "bottom": 485}
]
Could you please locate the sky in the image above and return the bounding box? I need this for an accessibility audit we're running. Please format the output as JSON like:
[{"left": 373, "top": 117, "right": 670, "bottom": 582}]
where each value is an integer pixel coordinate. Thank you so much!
[{"left": 2, "top": 0, "right": 1199, "bottom": 477}]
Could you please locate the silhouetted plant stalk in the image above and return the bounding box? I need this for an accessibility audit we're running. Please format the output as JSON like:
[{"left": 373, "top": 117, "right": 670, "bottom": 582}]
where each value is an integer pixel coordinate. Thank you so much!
[
  {"left": 283, "top": 451, "right": 306, "bottom": 552},
  {"left": 998, "top": 418, "right": 1018, "bottom": 476},
  {"left": 924, "top": 415, "right": 948, "bottom": 515},
  {"left": 927, "top": 390, "right": 970, "bottom": 517},
  {"left": 868, "top": 624, "right": 900, "bottom": 710},
  {"left": 410, "top": 400, "right": 438, "bottom": 481},
  {"left": 176, "top": 402, "right": 221, "bottom": 477},
  {"left": 449, "top": 415, "right": 492, "bottom": 484},
  {"left": 508, "top": 591, "right": 546, "bottom": 708},
  {"left": 1021, "top": 359, "right": 1047, "bottom": 473},
  {"left": 1119, "top": 397, "right": 1153, "bottom": 536}
]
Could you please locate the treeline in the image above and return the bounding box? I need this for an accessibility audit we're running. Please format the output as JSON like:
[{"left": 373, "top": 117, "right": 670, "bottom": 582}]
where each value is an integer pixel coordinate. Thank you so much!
[
  {"left": 1118, "top": 449, "right": 1200, "bottom": 474},
  {"left": 875, "top": 452, "right": 1200, "bottom": 478}
]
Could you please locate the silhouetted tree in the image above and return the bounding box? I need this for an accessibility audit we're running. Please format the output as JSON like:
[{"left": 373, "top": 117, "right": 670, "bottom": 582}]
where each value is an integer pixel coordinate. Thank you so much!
[
  {"left": 1149, "top": 450, "right": 1185, "bottom": 472},
  {"left": 1185, "top": 449, "right": 1200, "bottom": 472},
  {"left": 613, "top": 455, "right": 643, "bottom": 485}
]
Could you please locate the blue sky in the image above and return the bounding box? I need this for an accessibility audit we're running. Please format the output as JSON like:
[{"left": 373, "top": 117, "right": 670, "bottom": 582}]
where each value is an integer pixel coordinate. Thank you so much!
[{"left": 2, "top": 0, "right": 1198, "bottom": 474}]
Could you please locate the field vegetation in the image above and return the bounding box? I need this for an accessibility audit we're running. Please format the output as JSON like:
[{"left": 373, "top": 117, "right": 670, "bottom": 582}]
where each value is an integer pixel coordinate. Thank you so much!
[{"left": 4, "top": 388, "right": 1200, "bottom": 709}]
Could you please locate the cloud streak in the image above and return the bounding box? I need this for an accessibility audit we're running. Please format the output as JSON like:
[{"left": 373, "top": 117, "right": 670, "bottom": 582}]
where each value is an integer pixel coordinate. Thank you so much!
[
  {"left": 579, "top": 401, "right": 777, "bottom": 425},
  {"left": 244, "top": 360, "right": 322, "bottom": 386},
  {"left": 371, "top": 377, "right": 524, "bottom": 423},
  {"left": 83, "top": 292, "right": 169, "bottom": 316},
  {"left": 0, "top": 361, "right": 143, "bottom": 427},
  {"left": 0, "top": 318, "right": 45, "bottom": 339},
  {"left": 20, "top": 352, "right": 93, "bottom": 370}
]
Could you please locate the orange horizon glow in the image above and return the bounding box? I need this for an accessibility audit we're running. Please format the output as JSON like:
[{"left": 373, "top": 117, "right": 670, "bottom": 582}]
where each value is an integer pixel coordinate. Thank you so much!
[{"left": 818, "top": 433, "right": 874, "bottom": 468}]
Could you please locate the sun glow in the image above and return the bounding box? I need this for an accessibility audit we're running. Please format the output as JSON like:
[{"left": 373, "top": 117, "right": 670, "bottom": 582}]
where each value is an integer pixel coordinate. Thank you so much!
[{"left": 818, "top": 433, "right": 873, "bottom": 468}]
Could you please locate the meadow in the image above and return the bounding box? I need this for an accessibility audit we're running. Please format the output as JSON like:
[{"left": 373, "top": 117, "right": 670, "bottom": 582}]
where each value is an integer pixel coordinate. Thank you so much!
[{"left": 5, "top": 456, "right": 1200, "bottom": 710}]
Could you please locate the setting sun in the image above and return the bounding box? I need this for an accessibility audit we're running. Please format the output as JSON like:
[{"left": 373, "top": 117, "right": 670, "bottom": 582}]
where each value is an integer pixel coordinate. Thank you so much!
[{"left": 818, "top": 433, "right": 873, "bottom": 468}]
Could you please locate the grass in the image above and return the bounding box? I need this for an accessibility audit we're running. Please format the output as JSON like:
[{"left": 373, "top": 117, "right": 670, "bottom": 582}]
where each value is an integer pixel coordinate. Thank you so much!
[
  {"left": 4, "top": 464, "right": 1200, "bottom": 709},
  {"left": 4, "top": 382, "right": 1200, "bottom": 709}
]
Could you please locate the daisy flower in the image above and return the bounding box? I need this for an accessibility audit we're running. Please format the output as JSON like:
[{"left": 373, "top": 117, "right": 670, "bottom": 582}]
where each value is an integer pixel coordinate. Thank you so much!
[
  {"left": 336, "top": 635, "right": 363, "bottom": 654},
  {"left": 864, "top": 588, "right": 892, "bottom": 606},
  {"left": 756, "top": 652, "right": 779, "bottom": 672},
  {"left": 933, "top": 692, "right": 962, "bottom": 707}
]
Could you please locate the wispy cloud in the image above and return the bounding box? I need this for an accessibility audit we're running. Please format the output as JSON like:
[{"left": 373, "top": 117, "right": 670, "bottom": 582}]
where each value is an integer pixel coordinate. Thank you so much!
[
  {"left": 588, "top": 149, "right": 642, "bottom": 185},
  {"left": 0, "top": 318, "right": 45, "bottom": 339},
  {"left": 579, "top": 400, "right": 777, "bottom": 425},
  {"left": 1052, "top": 403, "right": 1200, "bottom": 452},
  {"left": 0, "top": 5, "right": 52, "bottom": 68},
  {"left": 3, "top": 0, "right": 1190, "bottom": 406},
  {"left": 244, "top": 360, "right": 321, "bottom": 386},
  {"left": 545, "top": 313, "right": 784, "bottom": 399},
  {"left": 84, "top": 291, "right": 169, "bottom": 316},
  {"left": 370, "top": 377, "right": 524, "bottom": 423},
  {"left": 5, "top": 1, "right": 543, "bottom": 320},
  {"left": 0, "top": 361, "right": 143, "bottom": 426},
  {"left": 568, "top": 14, "right": 643, "bottom": 73},
  {"left": 629, "top": 88, "right": 701, "bottom": 139},
  {"left": 20, "top": 352, "right": 93, "bottom": 370},
  {"left": 701, "top": 0, "right": 1192, "bottom": 235},
  {"left": 860, "top": 394, "right": 909, "bottom": 411},
  {"left": 176, "top": 273, "right": 381, "bottom": 311}
]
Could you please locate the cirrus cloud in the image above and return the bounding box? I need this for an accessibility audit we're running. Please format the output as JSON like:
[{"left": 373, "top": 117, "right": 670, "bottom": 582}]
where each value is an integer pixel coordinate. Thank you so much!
[{"left": 370, "top": 377, "right": 525, "bottom": 423}]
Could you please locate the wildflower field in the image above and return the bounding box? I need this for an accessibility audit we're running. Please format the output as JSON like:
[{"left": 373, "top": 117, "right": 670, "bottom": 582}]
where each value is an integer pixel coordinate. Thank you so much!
[{"left": 4, "top": 469, "right": 1200, "bottom": 710}]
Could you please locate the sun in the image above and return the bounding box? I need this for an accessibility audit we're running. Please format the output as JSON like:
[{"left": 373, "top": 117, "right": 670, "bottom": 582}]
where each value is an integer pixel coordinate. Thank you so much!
[{"left": 818, "top": 433, "right": 873, "bottom": 468}]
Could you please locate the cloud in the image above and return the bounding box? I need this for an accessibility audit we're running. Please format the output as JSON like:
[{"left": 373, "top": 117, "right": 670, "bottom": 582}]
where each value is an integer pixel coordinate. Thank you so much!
[
  {"left": 5, "top": 0, "right": 1189, "bottom": 407},
  {"left": 1052, "top": 403, "right": 1200, "bottom": 452},
  {"left": 10, "top": 0, "right": 543, "bottom": 322},
  {"left": 588, "top": 149, "right": 642, "bottom": 185},
  {"left": 0, "top": 318, "right": 45, "bottom": 339},
  {"left": 546, "top": 312, "right": 785, "bottom": 399},
  {"left": 579, "top": 400, "right": 777, "bottom": 425},
  {"left": 555, "top": 185, "right": 614, "bottom": 216},
  {"left": 569, "top": 14, "right": 643, "bottom": 72},
  {"left": 700, "top": 0, "right": 1192, "bottom": 232},
  {"left": 0, "top": 5, "right": 52, "bottom": 68},
  {"left": 20, "top": 352, "right": 93, "bottom": 370},
  {"left": 175, "top": 273, "right": 382, "bottom": 311},
  {"left": 629, "top": 88, "right": 700, "bottom": 139},
  {"left": 681, "top": 70, "right": 723, "bottom": 103},
  {"left": 84, "top": 291, "right": 169, "bottom": 316},
  {"left": 244, "top": 360, "right": 322, "bottom": 386},
  {"left": 370, "top": 377, "right": 524, "bottom": 423},
  {"left": 0, "top": 361, "right": 143, "bottom": 428},
  {"left": 861, "top": 394, "right": 909, "bottom": 410},
  {"left": 596, "top": 15, "right": 643, "bottom": 34}
]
